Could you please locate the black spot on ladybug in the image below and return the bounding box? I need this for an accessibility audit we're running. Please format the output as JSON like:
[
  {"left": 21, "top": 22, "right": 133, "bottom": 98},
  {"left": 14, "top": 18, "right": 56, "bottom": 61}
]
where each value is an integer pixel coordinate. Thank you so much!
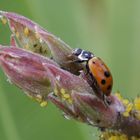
[
  {"left": 104, "top": 71, "right": 110, "bottom": 78},
  {"left": 101, "top": 79, "right": 106, "bottom": 85},
  {"left": 92, "top": 61, "right": 95, "bottom": 64},
  {"left": 107, "top": 85, "right": 112, "bottom": 90}
]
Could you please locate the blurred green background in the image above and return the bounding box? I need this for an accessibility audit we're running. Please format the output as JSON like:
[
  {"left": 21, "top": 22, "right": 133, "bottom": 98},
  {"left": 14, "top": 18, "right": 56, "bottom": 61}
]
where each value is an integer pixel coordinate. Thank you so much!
[{"left": 0, "top": 0, "right": 140, "bottom": 140}]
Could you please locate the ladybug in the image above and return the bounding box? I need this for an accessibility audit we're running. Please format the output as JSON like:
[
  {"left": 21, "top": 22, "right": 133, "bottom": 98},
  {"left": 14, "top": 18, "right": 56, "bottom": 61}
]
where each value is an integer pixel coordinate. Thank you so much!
[{"left": 72, "top": 48, "right": 113, "bottom": 98}]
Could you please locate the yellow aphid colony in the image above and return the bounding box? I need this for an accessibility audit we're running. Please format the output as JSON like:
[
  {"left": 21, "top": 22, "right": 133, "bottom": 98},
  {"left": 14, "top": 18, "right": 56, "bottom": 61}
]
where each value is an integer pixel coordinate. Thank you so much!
[
  {"left": 24, "top": 27, "right": 30, "bottom": 36},
  {"left": 100, "top": 93, "right": 140, "bottom": 140},
  {"left": 100, "top": 131, "right": 140, "bottom": 140},
  {"left": 115, "top": 93, "right": 140, "bottom": 118}
]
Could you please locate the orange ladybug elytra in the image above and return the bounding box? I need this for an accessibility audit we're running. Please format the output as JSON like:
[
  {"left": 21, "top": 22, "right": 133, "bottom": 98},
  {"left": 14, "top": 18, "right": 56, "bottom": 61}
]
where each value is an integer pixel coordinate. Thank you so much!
[
  {"left": 88, "top": 57, "right": 113, "bottom": 96},
  {"left": 73, "top": 48, "right": 113, "bottom": 97}
]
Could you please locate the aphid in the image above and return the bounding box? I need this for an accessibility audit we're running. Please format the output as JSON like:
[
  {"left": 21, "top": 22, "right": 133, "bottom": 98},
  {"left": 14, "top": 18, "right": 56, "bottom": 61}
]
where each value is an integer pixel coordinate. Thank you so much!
[{"left": 72, "top": 48, "right": 113, "bottom": 100}]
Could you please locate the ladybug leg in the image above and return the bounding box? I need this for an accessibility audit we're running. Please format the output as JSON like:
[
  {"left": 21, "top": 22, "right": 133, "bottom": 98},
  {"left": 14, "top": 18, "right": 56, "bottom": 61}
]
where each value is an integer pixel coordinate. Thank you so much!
[
  {"left": 74, "top": 59, "right": 84, "bottom": 63},
  {"left": 66, "top": 59, "right": 84, "bottom": 64},
  {"left": 85, "top": 62, "right": 90, "bottom": 75},
  {"left": 103, "top": 94, "right": 112, "bottom": 106},
  {"left": 103, "top": 95, "right": 109, "bottom": 107},
  {"left": 106, "top": 96, "right": 112, "bottom": 105}
]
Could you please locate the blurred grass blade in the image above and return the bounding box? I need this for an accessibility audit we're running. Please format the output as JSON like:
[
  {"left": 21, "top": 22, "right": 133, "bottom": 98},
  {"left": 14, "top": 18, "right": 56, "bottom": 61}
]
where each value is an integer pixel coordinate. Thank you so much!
[{"left": 0, "top": 87, "right": 21, "bottom": 140}]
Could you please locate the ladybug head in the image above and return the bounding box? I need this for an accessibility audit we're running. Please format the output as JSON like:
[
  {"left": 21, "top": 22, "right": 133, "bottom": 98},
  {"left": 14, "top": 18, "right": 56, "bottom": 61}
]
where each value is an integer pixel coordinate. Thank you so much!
[{"left": 73, "top": 48, "right": 94, "bottom": 61}]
